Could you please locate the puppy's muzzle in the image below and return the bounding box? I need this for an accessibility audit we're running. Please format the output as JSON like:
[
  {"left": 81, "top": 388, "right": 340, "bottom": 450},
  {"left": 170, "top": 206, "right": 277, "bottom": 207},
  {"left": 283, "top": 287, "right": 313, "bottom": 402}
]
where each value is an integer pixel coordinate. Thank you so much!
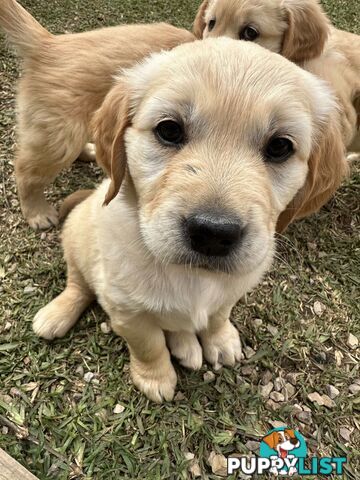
[{"left": 184, "top": 211, "right": 243, "bottom": 257}]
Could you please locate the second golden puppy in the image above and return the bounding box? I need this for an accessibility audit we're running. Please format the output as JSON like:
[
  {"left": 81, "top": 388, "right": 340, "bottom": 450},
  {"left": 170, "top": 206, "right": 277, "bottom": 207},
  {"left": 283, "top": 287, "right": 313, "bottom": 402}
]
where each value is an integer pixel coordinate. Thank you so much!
[
  {"left": 34, "top": 38, "right": 345, "bottom": 402},
  {"left": 194, "top": 0, "right": 360, "bottom": 153},
  {"left": 0, "top": 0, "right": 193, "bottom": 229}
]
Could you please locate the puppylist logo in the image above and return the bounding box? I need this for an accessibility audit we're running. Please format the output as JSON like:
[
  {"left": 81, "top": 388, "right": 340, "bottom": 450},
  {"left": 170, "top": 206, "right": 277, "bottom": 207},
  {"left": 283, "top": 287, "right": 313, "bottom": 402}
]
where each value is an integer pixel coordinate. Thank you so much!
[{"left": 228, "top": 427, "right": 347, "bottom": 476}]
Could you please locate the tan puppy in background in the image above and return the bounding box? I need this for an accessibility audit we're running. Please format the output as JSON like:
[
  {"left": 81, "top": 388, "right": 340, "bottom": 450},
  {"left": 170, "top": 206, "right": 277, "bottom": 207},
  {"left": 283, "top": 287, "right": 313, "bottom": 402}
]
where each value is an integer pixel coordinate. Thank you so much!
[
  {"left": 193, "top": 0, "right": 359, "bottom": 224},
  {"left": 0, "top": 0, "right": 194, "bottom": 230},
  {"left": 33, "top": 38, "right": 345, "bottom": 402}
]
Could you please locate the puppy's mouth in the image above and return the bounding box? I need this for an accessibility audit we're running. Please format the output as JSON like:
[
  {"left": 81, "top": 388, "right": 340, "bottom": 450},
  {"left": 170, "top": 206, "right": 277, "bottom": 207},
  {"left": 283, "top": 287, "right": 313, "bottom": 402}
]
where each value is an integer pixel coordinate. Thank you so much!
[{"left": 173, "top": 252, "right": 238, "bottom": 274}]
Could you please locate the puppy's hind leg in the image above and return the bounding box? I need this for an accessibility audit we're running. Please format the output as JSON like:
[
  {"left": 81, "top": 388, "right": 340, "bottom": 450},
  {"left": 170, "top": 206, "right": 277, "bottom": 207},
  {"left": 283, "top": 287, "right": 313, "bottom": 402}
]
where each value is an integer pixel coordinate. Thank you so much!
[
  {"left": 33, "top": 265, "right": 94, "bottom": 340},
  {"left": 15, "top": 112, "right": 88, "bottom": 230}
]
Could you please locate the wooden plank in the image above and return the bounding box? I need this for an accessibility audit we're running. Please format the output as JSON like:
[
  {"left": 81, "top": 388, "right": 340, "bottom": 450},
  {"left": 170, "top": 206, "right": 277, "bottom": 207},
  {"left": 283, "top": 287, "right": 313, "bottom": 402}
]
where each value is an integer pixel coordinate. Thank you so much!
[{"left": 0, "top": 448, "right": 39, "bottom": 480}]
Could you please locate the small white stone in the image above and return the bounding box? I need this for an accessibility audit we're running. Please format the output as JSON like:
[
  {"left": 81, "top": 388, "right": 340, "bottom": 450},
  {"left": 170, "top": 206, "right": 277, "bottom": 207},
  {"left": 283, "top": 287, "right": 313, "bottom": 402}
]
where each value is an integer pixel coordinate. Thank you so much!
[
  {"left": 113, "top": 404, "right": 125, "bottom": 414},
  {"left": 84, "top": 372, "right": 95, "bottom": 383},
  {"left": 24, "top": 285, "right": 36, "bottom": 294},
  {"left": 321, "top": 395, "right": 335, "bottom": 409},
  {"left": 326, "top": 385, "right": 340, "bottom": 399},
  {"left": 347, "top": 334, "right": 359, "bottom": 349},
  {"left": 274, "top": 377, "right": 284, "bottom": 392},
  {"left": 269, "top": 420, "right": 288, "bottom": 429},
  {"left": 243, "top": 346, "right": 256, "bottom": 359},
  {"left": 270, "top": 391, "right": 285, "bottom": 403},
  {"left": 241, "top": 365, "right": 253, "bottom": 376},
  {"left": 267, "top": 325, "right": 278, "bottom": 336},
  {"left": 189, "top": 460, "right": 202, "bottom": 477},
  {"left": 208, "top": 452, "right": 227, "bottom": 477},
  {"left": 75, "top": 365, "right": 84, "bottom": 376},
  {"left": 203, "top": 371, "right": 215, "bottom": 382},
  {"left": 349, "top": 384, "right": 360, "bottom": 395},
  {"left": 266, "top": 399, "right": 282, "bottom": 411},
  {"left": 100, "top": 322, "right": 112, "bottom": 334},
  {"left": 253, "top": 319, "right": 263, "bottom": 328},
  {"left": 292, "top": 404, "right": 303, "bottom": 414},
  {"left": 261, "top": 370, "right": 272, "bottom": 385},
  {"left": 259, "top": 382, "right": 274, "bottom": 398},
  {"left": 184, "top": 452, "right": 195, "bottom": 461},
  {"left": 334, "top": 350, "right": 344, "bottom": 367},
  {"left": 285, "top": 373, "right": 298, "bottom": 386},
  {"left": 313, "top": 301, "right": 325, "bottom": 316},
  {"left": 285, "top": 383, "right": 296, "bottom": 398},
  {"left": 339, "top": 427, "right": 352, "bottom": 443},
  {"left": 4, "top": 321, "right": 12, "bottom": 331},
  {"left": 245, "top": 440, "right": 260, "bottom": 452},
  {"left": 308, "top": 392, "right": 324, "bottom": 405},
  {"left": 296, "top": 411, "right": 312, "bottom": 425}
]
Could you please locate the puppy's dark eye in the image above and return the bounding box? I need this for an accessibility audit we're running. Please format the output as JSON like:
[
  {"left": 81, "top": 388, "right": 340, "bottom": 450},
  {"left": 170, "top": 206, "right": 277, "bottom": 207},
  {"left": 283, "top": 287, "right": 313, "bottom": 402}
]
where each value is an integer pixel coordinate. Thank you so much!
[
  {"left": 155, "top": 120, "right": 184, "bottom": 146},
  {"left": 240, "top": 25, "right": 259, "bottom": 41},
  {"left": 265, "top": 137, "right": 294, "bottom": 163},
  {"left": 208, "top": 19, "right": 216, "bottom": 31}
]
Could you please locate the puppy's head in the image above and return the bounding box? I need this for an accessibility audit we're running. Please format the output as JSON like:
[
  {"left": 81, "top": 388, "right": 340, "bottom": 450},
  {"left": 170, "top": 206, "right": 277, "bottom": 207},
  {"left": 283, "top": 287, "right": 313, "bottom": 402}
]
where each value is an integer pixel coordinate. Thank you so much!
[
  {"left": 92, "top": 38, "right": 344, "bottom": 275},
  {"left": 194, "top": 0, "right": 330, "bottom": 62}
]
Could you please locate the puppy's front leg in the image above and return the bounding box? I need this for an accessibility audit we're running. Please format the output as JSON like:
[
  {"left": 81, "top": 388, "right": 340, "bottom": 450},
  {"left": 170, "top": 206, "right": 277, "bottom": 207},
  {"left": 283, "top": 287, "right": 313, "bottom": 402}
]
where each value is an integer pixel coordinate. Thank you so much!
[
  {"left": 111, "top": 314, "right": 177, "bottom": 403},
  {"left": 166, "top": 331, "right": 203, "bottom": 370},
  {"left": 199, "top": 305, "right": 242, "bottom": 370}
]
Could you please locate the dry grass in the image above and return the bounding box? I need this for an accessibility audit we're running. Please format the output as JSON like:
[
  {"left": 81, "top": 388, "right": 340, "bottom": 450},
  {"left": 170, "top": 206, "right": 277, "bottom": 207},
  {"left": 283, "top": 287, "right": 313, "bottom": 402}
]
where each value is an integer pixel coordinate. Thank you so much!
[{"left": 0, "top": 1, "right": 359, "bottom": 478}]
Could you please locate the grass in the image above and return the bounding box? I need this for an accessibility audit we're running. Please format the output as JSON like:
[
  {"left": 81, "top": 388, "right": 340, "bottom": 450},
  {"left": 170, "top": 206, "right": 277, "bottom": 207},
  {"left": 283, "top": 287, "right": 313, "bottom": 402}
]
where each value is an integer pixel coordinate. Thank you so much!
[{"left": 0, "top": 0, "right": 359, "bottom": 479}]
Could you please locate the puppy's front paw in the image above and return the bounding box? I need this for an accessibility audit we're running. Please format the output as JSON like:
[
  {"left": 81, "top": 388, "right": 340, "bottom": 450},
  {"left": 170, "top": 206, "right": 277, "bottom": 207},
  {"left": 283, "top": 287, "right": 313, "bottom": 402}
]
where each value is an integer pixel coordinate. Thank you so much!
[
  {"left": 26, "top": 204, "right": 59, "bottom": 230},
  {"left": 200, "top": 320, "right": 242, "bottom": 370},
  {"left": 33, "top": 301, "right": 76, "bottom": 340},
  {"left": 130, "top": 354, "right": 177, "bottom": 403},
  {"left": 166, "top": 331, "right": 203, "bottom": 370}
]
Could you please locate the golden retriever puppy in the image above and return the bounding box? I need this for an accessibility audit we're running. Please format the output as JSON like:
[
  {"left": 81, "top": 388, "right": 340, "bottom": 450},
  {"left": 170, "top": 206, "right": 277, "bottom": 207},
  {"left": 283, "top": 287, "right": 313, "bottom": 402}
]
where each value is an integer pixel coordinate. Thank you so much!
[
  {"left": 0, "top": 0, "right": 194, "bottom": 230},
  {"left": 194, "top": 0, "right": 360, "bottom": 154},
  {"left": 33, "top": 38, "right": 345, "bottom": 401}
]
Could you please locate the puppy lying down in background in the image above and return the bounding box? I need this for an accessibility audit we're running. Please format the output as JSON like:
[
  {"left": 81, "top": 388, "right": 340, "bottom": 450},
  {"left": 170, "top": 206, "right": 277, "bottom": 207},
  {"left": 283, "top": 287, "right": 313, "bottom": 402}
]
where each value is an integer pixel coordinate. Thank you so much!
[{"left": 33, "top": 38, "right": 345, "bottom": 402}]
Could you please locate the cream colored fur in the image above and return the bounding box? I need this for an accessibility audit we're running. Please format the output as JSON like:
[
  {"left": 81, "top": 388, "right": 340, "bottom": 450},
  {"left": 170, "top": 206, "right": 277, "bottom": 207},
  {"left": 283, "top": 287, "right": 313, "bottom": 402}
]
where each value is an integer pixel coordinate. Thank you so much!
[
  {"left": 0, "top": 0, "right": 194, "bottom": 229},
  {"left": 34, "top": 39, "right": 342, "bottom": 401},
  {"left": 194, "top": 0, "right": 360, "bottom": 153}
]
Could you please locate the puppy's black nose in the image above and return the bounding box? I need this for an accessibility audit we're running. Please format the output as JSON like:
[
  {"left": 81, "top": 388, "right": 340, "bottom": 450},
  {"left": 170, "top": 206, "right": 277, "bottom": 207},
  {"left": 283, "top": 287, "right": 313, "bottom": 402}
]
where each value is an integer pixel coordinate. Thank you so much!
[{"left": 185, "top": 213, "right": 243, "bottom": 257}]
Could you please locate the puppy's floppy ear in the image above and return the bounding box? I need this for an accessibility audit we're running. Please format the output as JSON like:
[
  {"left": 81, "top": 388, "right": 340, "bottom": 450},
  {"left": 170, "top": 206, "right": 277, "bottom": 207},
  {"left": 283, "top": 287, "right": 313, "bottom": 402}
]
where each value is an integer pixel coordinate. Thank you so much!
[
  {"left": 277, "top": 116, "right": 348, "bottom": 233},
  {"left": 193, "top": 0, "right": 209, "bottom": 38},
  {"left": 281, "top": 0, "right": 329, "bottom": 63},
  {"left": 263, "top": 432, "right": 279, "bottom": 450},
  {"left": 92, "top": 81, "right": 131, "bottom": 205}
]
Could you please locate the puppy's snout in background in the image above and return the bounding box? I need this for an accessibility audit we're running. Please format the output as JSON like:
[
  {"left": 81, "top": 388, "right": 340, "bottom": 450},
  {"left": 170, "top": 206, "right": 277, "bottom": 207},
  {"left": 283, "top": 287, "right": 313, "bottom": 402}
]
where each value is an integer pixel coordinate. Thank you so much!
[{"left": 183, "top": 210, "right": 243, "bottom": 257}]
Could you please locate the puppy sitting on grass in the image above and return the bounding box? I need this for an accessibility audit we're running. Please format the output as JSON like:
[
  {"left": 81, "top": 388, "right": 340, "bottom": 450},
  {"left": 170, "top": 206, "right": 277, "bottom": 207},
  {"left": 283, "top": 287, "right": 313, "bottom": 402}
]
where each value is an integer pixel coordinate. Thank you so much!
[{"left": 34, "top": 38, "right": 344, "bottom": 402}]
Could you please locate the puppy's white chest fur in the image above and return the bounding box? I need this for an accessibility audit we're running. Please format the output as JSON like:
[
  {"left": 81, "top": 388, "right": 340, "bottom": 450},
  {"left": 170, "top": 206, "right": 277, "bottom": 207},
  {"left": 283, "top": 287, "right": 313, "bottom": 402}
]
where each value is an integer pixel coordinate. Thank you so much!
[
  {"left": 100, "top": 236, "right": 237, "bottom": 333},
  {"left": 88, "top": 182, "right": 250, "bottom": 332}
]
